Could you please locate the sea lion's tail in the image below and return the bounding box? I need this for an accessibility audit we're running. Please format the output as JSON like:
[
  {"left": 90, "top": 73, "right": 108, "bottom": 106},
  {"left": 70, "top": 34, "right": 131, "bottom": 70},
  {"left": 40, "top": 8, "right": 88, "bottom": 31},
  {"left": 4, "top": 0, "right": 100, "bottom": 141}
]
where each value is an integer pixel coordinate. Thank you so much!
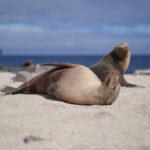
[{"left": 1, "top": 86, "right": 27, "bottom": 95}]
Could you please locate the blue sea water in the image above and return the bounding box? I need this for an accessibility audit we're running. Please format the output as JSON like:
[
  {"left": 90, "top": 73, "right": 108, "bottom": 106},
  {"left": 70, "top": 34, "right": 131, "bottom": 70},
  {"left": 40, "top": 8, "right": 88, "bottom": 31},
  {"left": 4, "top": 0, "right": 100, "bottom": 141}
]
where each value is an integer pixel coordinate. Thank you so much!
[{"left": 0, "top": 55, "right": 150, "bottom": 74}]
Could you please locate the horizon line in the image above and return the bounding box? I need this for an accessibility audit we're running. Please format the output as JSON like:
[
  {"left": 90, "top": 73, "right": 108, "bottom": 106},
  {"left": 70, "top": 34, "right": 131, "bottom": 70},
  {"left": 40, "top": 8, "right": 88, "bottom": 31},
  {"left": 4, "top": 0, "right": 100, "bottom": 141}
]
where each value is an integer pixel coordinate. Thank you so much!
[{"left": 1, "top": 54, "right": 150, "bottom": 56}]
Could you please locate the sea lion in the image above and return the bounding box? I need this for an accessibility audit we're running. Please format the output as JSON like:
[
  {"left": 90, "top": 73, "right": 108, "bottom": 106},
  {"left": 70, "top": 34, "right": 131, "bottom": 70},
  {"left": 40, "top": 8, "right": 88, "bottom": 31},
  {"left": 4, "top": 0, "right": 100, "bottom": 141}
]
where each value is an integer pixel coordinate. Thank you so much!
[
  {"left": 4, "top": 63, "right": 120, "bottom": 105},
  {"left": 90, "top": 43, "right": 137, "bottom": 87}
]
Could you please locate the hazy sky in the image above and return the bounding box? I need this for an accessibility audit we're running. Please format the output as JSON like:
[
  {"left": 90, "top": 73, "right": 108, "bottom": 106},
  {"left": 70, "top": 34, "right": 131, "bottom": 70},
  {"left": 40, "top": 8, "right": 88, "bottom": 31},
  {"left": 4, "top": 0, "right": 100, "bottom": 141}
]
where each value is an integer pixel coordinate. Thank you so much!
[{"left": 0, "top": 0, "right": 150, "bottom": 55}]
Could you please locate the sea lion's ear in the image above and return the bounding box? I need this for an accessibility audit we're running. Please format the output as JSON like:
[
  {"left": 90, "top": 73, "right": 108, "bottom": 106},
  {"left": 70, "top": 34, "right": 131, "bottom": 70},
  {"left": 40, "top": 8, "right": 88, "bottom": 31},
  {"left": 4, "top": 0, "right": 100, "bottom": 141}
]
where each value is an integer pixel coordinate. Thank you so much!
[{"left": 40, "top": 63, "right": 79, "bottom": 68}]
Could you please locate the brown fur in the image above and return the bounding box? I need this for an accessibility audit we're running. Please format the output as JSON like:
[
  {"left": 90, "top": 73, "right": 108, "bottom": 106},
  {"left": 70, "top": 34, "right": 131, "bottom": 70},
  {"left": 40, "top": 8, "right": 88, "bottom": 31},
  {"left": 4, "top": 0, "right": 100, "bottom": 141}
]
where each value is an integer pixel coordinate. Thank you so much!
[
  {"left": 6, "top": 63, "right": 120, "bottom": 105},
  {"left": 90, "top": 43, "right": 138, "bottom": 87}
]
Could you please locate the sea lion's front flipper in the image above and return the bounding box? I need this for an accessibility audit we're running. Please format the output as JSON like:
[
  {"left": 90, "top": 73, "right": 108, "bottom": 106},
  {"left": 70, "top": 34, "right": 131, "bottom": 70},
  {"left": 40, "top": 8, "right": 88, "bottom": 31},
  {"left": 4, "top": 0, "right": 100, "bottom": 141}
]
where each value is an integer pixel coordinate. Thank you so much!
[
  {"left": 40, "top": 63, "right": 79, "bottom": 68},
  {"left": 119, "top": 74, "right": 144, "bottom": 88}
]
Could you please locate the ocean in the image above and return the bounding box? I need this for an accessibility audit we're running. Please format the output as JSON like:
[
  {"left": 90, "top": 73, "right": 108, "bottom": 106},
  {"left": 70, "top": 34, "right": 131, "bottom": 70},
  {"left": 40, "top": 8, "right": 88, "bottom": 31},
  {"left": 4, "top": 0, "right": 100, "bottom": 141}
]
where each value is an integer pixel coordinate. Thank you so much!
[{"left": 0, "top": 55, "right": 150, "bottom": 74}]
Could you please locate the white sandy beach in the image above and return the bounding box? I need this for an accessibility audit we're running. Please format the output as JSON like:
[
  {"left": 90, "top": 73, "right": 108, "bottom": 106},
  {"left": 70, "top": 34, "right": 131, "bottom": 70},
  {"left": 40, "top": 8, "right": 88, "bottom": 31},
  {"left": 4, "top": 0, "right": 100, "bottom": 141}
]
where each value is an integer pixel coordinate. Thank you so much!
[{"left": 0, "top": 72, "right": 150, "bottom": 150}]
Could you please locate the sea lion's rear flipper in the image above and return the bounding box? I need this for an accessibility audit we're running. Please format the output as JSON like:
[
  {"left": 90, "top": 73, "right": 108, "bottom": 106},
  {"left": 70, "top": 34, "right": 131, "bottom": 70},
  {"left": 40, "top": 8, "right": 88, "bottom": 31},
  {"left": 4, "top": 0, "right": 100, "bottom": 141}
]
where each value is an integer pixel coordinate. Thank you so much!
[
  {"left": 119, "top": 74, "right": 142, "bottom": 87},
  {"left": 1, "top": 86, "right": 27, "bottom": 95},
  {"left": 40, "top": 63, "right": 79, "bottom": 68}
]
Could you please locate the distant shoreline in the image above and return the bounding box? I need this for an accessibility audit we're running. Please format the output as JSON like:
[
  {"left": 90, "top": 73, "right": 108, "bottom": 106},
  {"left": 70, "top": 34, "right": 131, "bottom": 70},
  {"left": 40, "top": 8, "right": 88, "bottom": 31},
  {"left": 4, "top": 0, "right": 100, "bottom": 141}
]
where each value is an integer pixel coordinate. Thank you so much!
[{"left": 0, "top": 55, "right": 150, "bottom": 74}]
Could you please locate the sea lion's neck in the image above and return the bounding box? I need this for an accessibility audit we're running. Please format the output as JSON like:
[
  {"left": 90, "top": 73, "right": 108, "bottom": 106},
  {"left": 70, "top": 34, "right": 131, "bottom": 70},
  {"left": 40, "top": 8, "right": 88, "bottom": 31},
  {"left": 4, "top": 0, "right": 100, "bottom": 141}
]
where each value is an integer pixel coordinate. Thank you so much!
[
  {"left": 105, "top": 50, "right": 130, "bottom": 73},
  {"left": 123, "top": 50, "right": 130, "bottom": 72}
]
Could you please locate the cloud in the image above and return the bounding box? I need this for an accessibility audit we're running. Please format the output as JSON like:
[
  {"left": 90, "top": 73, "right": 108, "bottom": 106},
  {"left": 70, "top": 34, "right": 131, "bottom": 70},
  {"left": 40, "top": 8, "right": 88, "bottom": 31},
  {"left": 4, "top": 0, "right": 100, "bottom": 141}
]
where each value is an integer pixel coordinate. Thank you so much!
[
  {"left": 0, "top": 0, "right": 150, "bottom": 27},
  {"left": 0, "top": 0, "right": 150, "bottom": 55}
]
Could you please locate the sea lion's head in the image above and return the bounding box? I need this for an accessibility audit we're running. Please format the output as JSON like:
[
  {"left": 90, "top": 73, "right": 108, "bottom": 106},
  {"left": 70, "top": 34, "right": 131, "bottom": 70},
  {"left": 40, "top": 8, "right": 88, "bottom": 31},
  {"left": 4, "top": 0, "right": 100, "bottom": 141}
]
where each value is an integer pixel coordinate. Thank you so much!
[
  {"left": 102, "top": 71, "right": 120, "bottom": 105},
  {"left": 110, "top": 42, "right": 131, "bottom": 73},
  {"left": 112, "top": 43, "right": 130, "bottom": 60}
]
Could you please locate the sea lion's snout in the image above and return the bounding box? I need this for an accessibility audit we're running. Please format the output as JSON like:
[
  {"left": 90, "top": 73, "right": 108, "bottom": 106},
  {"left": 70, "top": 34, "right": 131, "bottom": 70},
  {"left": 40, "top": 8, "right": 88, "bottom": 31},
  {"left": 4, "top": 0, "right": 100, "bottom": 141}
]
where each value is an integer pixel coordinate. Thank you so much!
[
  {"left": 116, "top": 42, "right": 129, "bottom": 49},
  {"left": 117, "top": 43, "right": 129, "bottom": 51},
  {"left": 114, "top": 43, "right": 130, "bottom": 59},
  {"left": 117, "top": 42, "right": 129, "bottom": 48}
]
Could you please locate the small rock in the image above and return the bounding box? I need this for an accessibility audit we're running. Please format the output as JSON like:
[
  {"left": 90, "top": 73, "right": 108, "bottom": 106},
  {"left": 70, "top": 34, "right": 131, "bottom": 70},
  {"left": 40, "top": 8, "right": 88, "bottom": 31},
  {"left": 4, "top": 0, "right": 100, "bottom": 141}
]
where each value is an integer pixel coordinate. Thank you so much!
[
  {"left": 0, "top": 63, "right": 53, "bottom": 74},
  {"left": 12, "top": 71, "right": 34, "bottom": 82},
  {"left": 20, "top": 60, "right": 33, "bottom": 67},
  {"left": 0, "top": 65, "right": 17, "bottom": 73},
  {"left": 133, "top": 69, "right": 150, "bottom": 76},
  {"left": 18, "top": 65, "right": 36, "bottom": 73},
  {"left": 23, "top": 135, "right": 44, "bottom": 144},
  {"left": 34, "top": 64, "right": 53, "bottom": 73}
]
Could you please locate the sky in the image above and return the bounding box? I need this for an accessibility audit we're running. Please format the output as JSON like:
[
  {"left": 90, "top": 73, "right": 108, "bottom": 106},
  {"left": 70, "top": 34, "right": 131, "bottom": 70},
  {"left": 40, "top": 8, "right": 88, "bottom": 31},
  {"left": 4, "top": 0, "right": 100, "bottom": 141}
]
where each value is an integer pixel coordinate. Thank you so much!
[{"left": 0, "top": 0, "right": 150, "bottom": 55}]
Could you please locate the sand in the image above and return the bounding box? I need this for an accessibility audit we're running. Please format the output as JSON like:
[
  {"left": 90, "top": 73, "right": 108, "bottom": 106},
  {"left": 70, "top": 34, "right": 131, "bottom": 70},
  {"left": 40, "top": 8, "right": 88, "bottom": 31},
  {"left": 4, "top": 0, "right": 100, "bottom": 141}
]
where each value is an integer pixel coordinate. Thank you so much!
[{"left": 0, "top": 72, "right": 150, "bottom": 150}]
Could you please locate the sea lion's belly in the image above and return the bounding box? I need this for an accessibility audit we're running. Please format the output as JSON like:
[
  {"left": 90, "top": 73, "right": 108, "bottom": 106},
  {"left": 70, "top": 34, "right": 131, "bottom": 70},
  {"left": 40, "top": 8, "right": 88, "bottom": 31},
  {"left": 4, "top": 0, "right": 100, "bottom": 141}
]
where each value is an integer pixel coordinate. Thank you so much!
[{"left": 55, "top": 66, "right": 101, "bottom": 104}]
